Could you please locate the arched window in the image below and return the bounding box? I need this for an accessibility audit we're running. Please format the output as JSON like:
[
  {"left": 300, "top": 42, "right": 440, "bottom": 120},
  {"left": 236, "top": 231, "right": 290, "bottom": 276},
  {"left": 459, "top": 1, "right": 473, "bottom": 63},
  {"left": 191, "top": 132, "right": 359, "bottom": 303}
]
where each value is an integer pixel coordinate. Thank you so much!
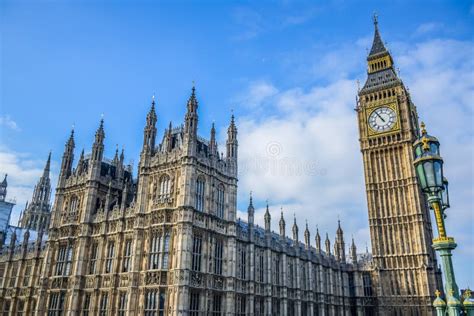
[
  {"left": 162, "top": 234, "right": 170, "bottom": 269},
  {"left": 159, "top": 175, "right": 171, "bottom": 199},
  {"left": 216, "top": 185, "right": 225, "bottom": 219},
  {"left": 69, "top": 196, "right": 78, "bottom": 216},
  {"left": 195, "top": 177, "right": 205, "bottom": 212}
]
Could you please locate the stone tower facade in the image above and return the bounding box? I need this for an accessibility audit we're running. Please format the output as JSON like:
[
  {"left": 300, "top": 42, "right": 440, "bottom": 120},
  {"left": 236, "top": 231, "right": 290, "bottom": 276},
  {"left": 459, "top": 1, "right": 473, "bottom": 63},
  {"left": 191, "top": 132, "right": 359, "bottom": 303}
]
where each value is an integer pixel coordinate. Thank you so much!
[
  {"left": 19, "top": 153, "right": 52, "bottom": 233},
  {"left": 356, "top": 16, "right": 443, "bottom": 314}
]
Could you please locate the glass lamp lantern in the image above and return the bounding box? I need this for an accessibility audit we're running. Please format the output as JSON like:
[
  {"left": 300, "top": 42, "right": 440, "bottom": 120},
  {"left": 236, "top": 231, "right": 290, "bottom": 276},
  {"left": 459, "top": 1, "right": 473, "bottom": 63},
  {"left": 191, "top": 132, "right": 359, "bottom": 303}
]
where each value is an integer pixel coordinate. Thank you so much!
[
  {"left": 439, "top": 177, "right": 450, "bottom": 210},
  {"left": 413, "top": 123, "right": 445, "bottom": 195}
]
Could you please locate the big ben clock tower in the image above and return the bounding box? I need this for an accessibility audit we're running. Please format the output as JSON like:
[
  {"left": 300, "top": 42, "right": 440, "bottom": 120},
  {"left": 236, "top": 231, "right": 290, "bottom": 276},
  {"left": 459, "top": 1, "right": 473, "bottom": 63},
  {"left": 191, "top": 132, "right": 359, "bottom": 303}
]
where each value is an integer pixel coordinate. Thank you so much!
[{"left": 357, "top": 16, "right": 443, "bottom": 314}]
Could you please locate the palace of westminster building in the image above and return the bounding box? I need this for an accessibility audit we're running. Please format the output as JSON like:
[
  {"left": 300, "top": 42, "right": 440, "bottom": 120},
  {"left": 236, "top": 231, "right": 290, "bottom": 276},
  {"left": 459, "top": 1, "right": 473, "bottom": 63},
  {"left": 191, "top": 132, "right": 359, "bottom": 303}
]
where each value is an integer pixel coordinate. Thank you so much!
[{"left": 0, "top": 18, "right": 444, "bottom": 315}]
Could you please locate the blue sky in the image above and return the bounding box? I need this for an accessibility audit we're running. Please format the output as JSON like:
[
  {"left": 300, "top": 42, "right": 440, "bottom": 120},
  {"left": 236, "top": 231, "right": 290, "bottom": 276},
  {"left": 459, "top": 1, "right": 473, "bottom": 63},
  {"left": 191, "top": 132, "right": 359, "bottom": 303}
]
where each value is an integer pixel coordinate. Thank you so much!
[{"left": 1, "top": 1, "right": 473, "bottom": 288}]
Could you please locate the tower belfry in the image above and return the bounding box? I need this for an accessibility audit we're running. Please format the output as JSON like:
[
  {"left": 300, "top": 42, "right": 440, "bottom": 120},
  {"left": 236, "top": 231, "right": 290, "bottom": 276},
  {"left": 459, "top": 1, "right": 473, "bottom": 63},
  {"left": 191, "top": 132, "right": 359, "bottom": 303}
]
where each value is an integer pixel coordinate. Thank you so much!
[{"left": 357, "top": 16, "right": 442, "bottom": 314}]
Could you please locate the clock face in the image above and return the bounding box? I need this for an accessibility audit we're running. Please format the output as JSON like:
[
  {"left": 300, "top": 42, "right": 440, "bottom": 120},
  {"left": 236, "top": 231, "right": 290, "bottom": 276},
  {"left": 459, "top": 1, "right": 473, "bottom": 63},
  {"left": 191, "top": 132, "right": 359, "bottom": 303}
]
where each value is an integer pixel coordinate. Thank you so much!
[{"left": 368, "top": 107, "right": 397, "bottom": 132}]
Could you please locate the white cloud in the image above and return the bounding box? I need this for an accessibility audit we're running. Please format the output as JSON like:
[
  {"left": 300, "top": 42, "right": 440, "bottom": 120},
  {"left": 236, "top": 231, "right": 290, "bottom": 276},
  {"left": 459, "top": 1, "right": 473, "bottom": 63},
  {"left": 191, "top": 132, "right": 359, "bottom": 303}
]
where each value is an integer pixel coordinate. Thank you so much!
[
  {"left": 0, "top": 115, "right": 20, "bottom": 131},
  {"left": 234, "top": 80, "right": 278, "bottom": 109},
  {"left": 413, "top": 22, "right": 442, "bottom": 37},
  {"left": 235, "top": 36, "right": 474, "bottom": 286}
]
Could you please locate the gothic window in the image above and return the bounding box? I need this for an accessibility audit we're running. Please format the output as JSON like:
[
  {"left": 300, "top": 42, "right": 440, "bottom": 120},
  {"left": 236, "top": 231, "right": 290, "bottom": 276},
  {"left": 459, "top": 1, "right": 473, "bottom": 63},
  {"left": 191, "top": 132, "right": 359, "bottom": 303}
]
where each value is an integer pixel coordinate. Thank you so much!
[
  {"left": 144, "top": 289, "right": 166, "bottom": 316},
  {"left": 159, "top": 175, "right": 171, "bottom": 199},
  {"left": 301, "top": 264, "right": 307, "bottom": 290},
  {"left": 236, "top": 295, "right": 246, "bottom": 316},
  {"left": 274, "top": 256, "right": 280, "bottom": 285},
  {"left": 89, "top": 243, "right": 98, "bottom": 274},
  {"left": 189, "top": 291, "right": 200, "bottom": 316},
  {"left": 122, "top": 239, "right": 132, "bottom": 272},
  {"left": 256, "top": 249, "right": 264, "bottom": 282},
  {"left": 272, "top": 297, "right": 280, "bottom": 315},
  {"left": 9, "top": 265, "right": 17, "bottom": 287},
  {"left": 287, "top": 300, "right": 295, "bottom": 316},
  {"left": 149, "top": 234, "right": 161, "bottom": 270},
  {"left": 82, "top": 293, "right": 91, "bottom": 316},
  {"left": 363, "top": 272, "right": 373, "bottom": 296},
  {"left": 118, "top": 292, "right": 127, "bottom": 316},
  {"left": 211, "top": 293, "right": 222, "bottom": 316},
  {"left": 255, "top": 297, "right": 265, "bottom": 316},
  {"left": 69, "top": 195, "right": 79, "bottom": 217},
  {"left": 2, "top": 300, "right": 10, "bottom": 316},
  {"left": 195, "top": 177, "right": 205, "bottom": 212},
  {"left": 192, "top": 235, "right": 202, "bottom": 272},
  {"left": 213, "top": 239, "right": 223, "bottom": 275},
  {"left": 105, "top": 241, "right": 115, "bottom": 273},
  {"left": 23, "top": 261, "right": 32, "bottom": 286},
  {"left": 161, "top": 233, "right": 170, "bottom": 269},
  {"left": 17, "top": 300, "right": 24, "bottom": 316},
  {"left": 216, "top": 184, "right": 225, "bottom": 218},
  {"left": 55, "top": 245, "right": 73, "bottom": 276},
  {"left": 99, "top": 293, "right": 108, "bottom": 316},
  {"left": 47, "top": 292, "right": 65, "bottom": 316},
  {"left": 237, "top": 244, "right": 246, "bottom": 280}
]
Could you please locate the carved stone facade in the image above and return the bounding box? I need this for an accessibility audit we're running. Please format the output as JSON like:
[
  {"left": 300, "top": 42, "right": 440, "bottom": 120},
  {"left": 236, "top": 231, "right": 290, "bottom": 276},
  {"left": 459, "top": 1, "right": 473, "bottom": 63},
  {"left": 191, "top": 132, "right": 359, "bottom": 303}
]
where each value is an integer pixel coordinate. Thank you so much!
[{"left": 0, "top": 19, "right": 441, "bottom": 316}]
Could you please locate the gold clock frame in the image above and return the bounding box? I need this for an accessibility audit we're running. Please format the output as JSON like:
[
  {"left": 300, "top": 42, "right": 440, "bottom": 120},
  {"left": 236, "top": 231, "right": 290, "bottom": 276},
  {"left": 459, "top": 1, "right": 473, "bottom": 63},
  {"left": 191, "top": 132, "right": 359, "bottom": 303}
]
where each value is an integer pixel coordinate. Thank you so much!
[{"left": 365, "top": 100, "right": 400, "bottom": 137}]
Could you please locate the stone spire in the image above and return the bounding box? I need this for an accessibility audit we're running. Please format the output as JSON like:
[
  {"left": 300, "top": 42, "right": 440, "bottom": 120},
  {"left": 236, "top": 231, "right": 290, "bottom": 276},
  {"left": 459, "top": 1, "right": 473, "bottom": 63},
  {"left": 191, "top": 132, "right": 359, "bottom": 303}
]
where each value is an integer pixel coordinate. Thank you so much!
[
  {"left": 325, "top": 233, "right": 331, "bottom": 255},
  {"left": 226, "top": 113, "right": 238, "bottom": 159},
  {"left": 304, "top": 220, "right": 310, "bottom": 249},
  {"left": 279, "top": 209, "right": 285, "bottom": 239},
  {"left": 247, "top": 192, "right": 254, "bottom": 226},
  {"left": 184, "top": 85, "right": 198, "bottom": 136},
  {"left": 264, "top": 201, "right": 271, "bottom": 232},
  {"left": 315, "top": 227, "right": 321, "bottom": 253},
  {"left": 292, "top": 214, "right": 299, "bottom": 243},
  {"left": 30, "top": 153, "right": 52, "bottom": 208},
  {"left": 59, "top": 128, "right": 75, "bottom": 181},
  {"left": 0, "top": 174, "right": 7, "bottom": 202},
  {"left": 209, "top": 122, "right": 217, "bottom": 156},
  {"left": 91, "top": 118, "right": 105, "bottom": 162},
  {"left": 76, "top": 149, "right": 85, "bottom": 174},
  {"left": 142, "top": 96, "right": 157, "bottom": 155},
  {"left": 113, "top": 145, "right": 119, "bottom": 165},
  {"left": 349, "top": 237, "right": 357, "bottom": 264},
  {"left": 368, "top": 13, "right": 388, "bottom": 57},
  {"left": 43, "top": 151, "right": 51, "bottom": 178},
  {"left": 335, "top": 219, "right": 346, "bottom": 262},
  {"left": 166, "top": 121, "right": 173, "bottom": 152}
]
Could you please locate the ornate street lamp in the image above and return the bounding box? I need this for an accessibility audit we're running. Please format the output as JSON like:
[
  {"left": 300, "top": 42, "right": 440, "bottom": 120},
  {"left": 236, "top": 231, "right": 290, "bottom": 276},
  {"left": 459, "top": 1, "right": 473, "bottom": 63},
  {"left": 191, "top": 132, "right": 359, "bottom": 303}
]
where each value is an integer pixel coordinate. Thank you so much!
[{"left": 413, "top": 122, "right": 468, "bottom": 316}]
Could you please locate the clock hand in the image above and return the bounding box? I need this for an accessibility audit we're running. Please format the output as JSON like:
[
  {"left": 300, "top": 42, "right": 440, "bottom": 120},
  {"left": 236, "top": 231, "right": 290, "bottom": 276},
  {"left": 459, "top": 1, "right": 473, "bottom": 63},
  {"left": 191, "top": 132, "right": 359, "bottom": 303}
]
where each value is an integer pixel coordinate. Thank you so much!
[{"left": 375, "top": 112, "right": 386, "bottom": 123}]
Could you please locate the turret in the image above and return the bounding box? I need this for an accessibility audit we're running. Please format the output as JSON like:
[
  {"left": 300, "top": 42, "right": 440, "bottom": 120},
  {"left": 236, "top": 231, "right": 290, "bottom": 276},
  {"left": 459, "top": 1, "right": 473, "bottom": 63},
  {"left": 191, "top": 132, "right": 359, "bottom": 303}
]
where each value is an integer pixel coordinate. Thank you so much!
[
  {"left": 279, "top": 210, "right": 285, "bottom": 239},
  {"left": 292, "top": 214, "right": 299, "bottom": 243},
  {"left": 91, "top": 118, "right": 105, "bottom": 162},
  {"left": 304, "top": 221, "right": 310, "bottom": 249},
  {"left": 142, "top": 96, "right": 157, "bottom": 155},
  {"left": 264, "top": 202, "right": 271, "bottom": 232},
  {"left": 325, "top": 233, "right": 331, "bottom": 255},
  {"left": 59, "top": 129, "right": 75, "bottom": 182},
  {"left": 315, "top": 227, "right": 321, "bottom": 253}
]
